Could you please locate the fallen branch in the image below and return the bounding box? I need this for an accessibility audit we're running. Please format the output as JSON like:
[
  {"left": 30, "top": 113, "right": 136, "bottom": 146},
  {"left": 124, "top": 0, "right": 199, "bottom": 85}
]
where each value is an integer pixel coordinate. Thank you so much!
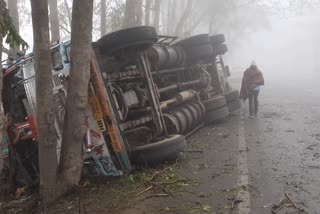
[
  {"left": 147, "top": 162, "right": 178, "bottom": 183},
  {"left": 135, "top": 186, "right": 153, "bottom": 197},
  {"left": 285, "top": 192, "right": 298, "bottom": 210},
  {"left": 305, "top": 143, "right": 318, "bottom": 150},
  {"left": 231, "top": 199, "right": 243, "bottom": 210},
  {"left": 184, "top": 150, "right": 203, "bottom": 153},
  {"left": 142, "top": 194, "right": 170, "bottom": 200},
  {"left": 150, "top": 182, "right": 173, "bottom": 196},
  {"left": 162, "top": 179, "right": 189, "bottom": 186}
]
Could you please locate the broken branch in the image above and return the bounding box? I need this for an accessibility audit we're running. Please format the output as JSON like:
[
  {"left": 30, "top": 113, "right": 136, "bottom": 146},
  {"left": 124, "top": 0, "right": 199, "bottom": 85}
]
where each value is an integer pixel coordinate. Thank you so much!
[
  {"left": 284, "top": 192, "right": 298, "bottom": 210},
  {"left": 135, "top": 186, "right": 153, "bottom": 197},
  {"left": 147, "top": 162, "right": 178, "bottom": 183},
  {"left": 150, "top": 182, "right": 173, "bottom": 196}
]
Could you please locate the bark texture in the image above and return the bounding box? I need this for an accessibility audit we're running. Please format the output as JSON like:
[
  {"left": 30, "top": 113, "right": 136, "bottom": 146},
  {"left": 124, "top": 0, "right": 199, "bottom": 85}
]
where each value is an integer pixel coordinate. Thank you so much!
[
  {"left": 0, "top": 0, "right": 4, "bottom": 172},
  {"left": 59, "top": 0, "right": 93, "bottom": 186},
  {"left": 30, "top": 0, "right": 58, "bottom": 205},
  {"left": 48, "top": 0, "right": 60, "bottom": 42}
]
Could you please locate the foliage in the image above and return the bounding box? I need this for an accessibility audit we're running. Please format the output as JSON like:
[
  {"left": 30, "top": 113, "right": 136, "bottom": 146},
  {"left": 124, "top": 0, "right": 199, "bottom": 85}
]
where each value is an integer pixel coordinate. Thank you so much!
[
  {"left": 2, "top": 7, "right": 28, "bottom": 49},
  {"left": 105, "top": 1, "right": 125, "bottom": 33},
  {"left": 18, "top": 0, "right": 31, "bottom": 27},
  {"left": 90, "top": 0, "right": 126, "bottom": 39},
  {"left": 58, "top": 0, "right": 72, "bottom": 37},
  {"left": 58, "top": 0, "right": 125, "bottom": 40}
]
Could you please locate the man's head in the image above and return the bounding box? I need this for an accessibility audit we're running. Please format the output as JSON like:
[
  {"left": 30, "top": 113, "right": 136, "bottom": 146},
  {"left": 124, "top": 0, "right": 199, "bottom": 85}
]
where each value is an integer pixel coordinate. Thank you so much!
[{"left": 250, "top": 60, "right": 257, "bottom": 69}]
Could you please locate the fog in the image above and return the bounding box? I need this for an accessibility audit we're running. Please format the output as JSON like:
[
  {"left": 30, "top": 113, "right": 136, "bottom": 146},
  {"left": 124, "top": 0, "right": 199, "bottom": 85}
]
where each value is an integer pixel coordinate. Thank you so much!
[
  {"left": 229, "top": 14, "right": 319, "bottom": 75},
  {"left": 7, "top": 0, "right": 320, "bottom": 87},
  {"left": 223, "top": 8, "right": 320, "bottom": 101}
]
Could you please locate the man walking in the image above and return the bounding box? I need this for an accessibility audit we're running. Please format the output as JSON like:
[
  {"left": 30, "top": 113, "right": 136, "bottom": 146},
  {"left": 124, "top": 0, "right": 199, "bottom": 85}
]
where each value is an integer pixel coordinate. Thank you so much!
[{"left": 240, "top": 61, "right": 264, "bottom": 117}]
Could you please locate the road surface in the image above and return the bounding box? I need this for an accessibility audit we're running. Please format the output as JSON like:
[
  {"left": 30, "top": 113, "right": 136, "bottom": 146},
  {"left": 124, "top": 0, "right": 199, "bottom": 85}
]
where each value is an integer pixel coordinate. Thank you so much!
[
  {"left": 48, "top": 69, "right": 320, "bottom": 214},
  {"left": 120, "top": 70, "right": 320, "bottom": 214}
]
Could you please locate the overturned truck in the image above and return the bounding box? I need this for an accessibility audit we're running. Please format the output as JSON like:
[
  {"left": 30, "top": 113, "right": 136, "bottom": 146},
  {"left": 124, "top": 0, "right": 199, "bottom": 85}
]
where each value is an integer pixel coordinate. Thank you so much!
[{"left": 2, "top": 26, "right": 241, "bottom": 188}]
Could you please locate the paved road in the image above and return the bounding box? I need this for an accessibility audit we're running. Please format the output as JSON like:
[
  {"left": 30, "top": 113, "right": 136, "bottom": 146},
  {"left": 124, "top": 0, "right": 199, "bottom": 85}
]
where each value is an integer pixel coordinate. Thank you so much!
[
  {"left": 120, "top": 70, "right": 320, "bottom": 214},
  {"left": 49, "top": 69, "right": 320, "bottom": 214},
  {"left": 237, "top": 70, "right": 320, "bottom": 214}
]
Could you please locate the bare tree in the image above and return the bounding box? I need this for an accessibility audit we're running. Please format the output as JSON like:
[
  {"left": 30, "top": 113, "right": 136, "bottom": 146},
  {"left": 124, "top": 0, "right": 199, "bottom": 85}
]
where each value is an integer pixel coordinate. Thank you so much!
[
  {"left": 165, "top": 0, "right": 178, "bottom": 35},
  {"left": 101, "top": 0, "right": 107, "bottom": 36},
  {"left": 153, "top": 0, "right": 161, "bottom": 32},
  {"left": 145, "top": 0, "right": 151, "bottom": 25},
  {"left": 59, "top": 0, "right": 93, "bottom": 187},
  {"left": 48, "top": 0, "right": 60, "bottom": 42},
  {"left": 174, "top": 0, "right": 192, "bottom": 36},
  {"left": 136, "top": 0, "right": 142, "bottom": 26},
  {"left": 58, "top": 0, "right": 72, "bottom": 36},
  {"left": 123, "top": 0, "right": 136, "bottom": 28},
  {"left": 8, "top": 0, "right": 19, "bottom": 59},
  {"left": 63, "top": 0, "right": 72, "bottom": 27},
  {"left": 30, "top": 0, "right": 58, "bottom": 205},
  {"left": 123, "top": 0, "right": 142, "bottom": 28}
]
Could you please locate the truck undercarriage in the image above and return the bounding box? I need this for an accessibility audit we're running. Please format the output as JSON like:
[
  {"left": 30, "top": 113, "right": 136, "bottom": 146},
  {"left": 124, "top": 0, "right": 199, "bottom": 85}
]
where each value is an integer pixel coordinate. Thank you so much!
[{"left": 1, "top": 26, "right": 241, "bottom": 192}]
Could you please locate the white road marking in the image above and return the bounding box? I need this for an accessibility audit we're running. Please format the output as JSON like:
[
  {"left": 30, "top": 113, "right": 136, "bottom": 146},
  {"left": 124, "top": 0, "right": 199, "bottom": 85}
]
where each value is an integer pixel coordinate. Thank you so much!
[{"left": 237, "top": 113, "right": 251, "bottom": 213}]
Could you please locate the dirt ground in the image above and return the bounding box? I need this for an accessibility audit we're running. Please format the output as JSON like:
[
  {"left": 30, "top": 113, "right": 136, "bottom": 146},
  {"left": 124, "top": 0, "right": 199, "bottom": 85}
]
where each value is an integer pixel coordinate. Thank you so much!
[{"left": 3, "top": 69, "right": 320, "bottom": 214}]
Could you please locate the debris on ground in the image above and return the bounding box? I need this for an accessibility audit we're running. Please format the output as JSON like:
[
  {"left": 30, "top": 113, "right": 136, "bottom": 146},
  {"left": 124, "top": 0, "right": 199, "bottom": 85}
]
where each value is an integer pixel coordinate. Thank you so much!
[
  {"left": 190, "top": 202, "right": 212, "bottom": 213},
  {"left": 271, "top": 192, "right": 307, "bottom": 213}
]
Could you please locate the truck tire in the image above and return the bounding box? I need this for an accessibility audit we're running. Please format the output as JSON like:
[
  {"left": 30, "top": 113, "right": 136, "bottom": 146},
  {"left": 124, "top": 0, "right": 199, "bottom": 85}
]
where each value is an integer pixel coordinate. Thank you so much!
[
  {"left": 130, "top": 135, "right": 186, "bottom": 165},
  {"left": 212, "top": 43, "right": 228, "bottom": 56},
  {"left": 206, "top": 106, "right": 229, "bottom": 123},
  {"left": 187, "top": 44, "right": 213, "bottom": 61},
  {"left": 174, "top": 34, "right": 209, "bottom": 48},
  {"left": 98, "top": 26, "right": 158, "bottom": 54},
  {"left": 203, "top": 96, "right": 227, "bottom": 112},
  {"left": 210, "top": 34, "right": 225, "bottom": 45},
  {"left": 224, "top": 90, "right": 239, "bottom": 103},
  {"left": 227, "top": 99, "right": 242, "bottom": 112}
]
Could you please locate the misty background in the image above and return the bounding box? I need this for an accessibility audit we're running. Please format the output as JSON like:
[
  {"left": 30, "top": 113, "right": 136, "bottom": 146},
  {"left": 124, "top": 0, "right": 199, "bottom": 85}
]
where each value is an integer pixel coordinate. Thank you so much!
[{"left": 7, "top": 0, "right": 320, "bottom": 91}]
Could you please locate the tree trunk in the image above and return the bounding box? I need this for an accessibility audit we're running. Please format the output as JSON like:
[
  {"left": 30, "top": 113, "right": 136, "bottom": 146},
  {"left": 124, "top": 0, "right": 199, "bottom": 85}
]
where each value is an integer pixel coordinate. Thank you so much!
[
  {"left": 166, "top": 0, "right": 171, "bottom": 34},
  {"left": 100, "top": 0, "right": 107, "bottom": 36},
  {"left": 30, "top": 0, "right": 58, "bottom": 205},
  {"left": 8, "top": 0, "right": 19, "bottom": 59},
  {"left": 183, "top": 12, "right": 209, "bottom": 36},
  {"left": 153, "top": 0, "right": 161, "bottom": 32},
  {"left": 145, "top": 0, "right": 151, "bottom": 26},
  {"left": 59, "top": 0, "right": 93, "bottom": 186},
  {"left": 48, "top": 0, "right": 60, "bottom": 42},
  {"left": 0, "top": 0, "right": 5, "bottom": 173},
  {"left": 123, "top": 0, "right": 137, "bottom": 28},
  {"left": 167, "top": 0, "right": 177, "bottom": 35},
  {"left": 136, "top": 0, "right": 143, "bottom": 26},
  {"left": 174, "top": 0, "right": 192, "bottom": 36}
]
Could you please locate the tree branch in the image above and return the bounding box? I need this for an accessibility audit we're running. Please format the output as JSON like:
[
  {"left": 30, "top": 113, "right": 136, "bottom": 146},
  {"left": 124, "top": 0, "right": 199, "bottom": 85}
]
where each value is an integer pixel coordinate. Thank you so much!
[
  {"left": 63, "top": 0, "right": 72, "bottom": 27},
  {"left": 59, "top": 24, "right": 71, "bottom": 34},
  {"left": 174, "top": 0, "right": 193, "bottom": 36}
]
